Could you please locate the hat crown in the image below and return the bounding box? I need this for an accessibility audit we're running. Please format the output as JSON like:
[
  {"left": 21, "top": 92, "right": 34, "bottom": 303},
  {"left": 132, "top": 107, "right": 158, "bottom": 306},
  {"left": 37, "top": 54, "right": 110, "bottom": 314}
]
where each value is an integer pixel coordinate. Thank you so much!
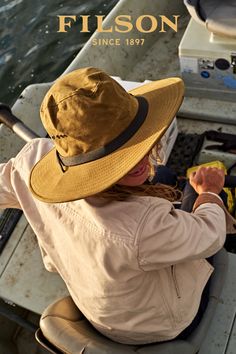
[{"left": 40, "top": 67, "right": 138, "bottom": 157}]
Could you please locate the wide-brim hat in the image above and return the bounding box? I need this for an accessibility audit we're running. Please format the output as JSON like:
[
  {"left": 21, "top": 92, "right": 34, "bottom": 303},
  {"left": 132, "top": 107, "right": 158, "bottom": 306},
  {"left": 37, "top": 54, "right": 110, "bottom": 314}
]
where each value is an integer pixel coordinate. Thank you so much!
[{"left": 30, "top": 67, "right": 184, "bottom": 203}]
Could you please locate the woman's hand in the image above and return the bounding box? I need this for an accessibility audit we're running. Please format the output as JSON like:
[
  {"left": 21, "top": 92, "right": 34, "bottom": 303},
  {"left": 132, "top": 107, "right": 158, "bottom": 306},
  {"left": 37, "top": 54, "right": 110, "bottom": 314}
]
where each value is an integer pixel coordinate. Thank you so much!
[{"left": 189, "top": 166, "right": 225, "bottom": 195}]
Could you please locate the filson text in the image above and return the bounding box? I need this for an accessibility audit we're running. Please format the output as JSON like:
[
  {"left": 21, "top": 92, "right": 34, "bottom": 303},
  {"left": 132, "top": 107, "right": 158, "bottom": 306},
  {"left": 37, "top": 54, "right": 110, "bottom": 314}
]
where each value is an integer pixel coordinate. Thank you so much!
[{"left": 57, "top": 15, "right": 180, "bottom": 33}]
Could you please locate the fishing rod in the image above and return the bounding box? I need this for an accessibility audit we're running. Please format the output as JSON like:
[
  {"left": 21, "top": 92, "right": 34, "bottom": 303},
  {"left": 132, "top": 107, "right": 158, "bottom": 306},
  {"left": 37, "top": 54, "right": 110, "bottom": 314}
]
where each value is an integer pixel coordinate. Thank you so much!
[
  {"left": 0, "top": 103, "right": 39, "bottom": 141},
  {"left": 1, "top": 102, "right": 236, "bottom": 188}
]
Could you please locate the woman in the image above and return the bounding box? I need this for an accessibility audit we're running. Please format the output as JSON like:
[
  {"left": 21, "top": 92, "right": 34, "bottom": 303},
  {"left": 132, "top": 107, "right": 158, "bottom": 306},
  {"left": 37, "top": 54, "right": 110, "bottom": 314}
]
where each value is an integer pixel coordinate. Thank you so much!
[{"left": 1, "top": 67, "right": 235, "bottom": 344}]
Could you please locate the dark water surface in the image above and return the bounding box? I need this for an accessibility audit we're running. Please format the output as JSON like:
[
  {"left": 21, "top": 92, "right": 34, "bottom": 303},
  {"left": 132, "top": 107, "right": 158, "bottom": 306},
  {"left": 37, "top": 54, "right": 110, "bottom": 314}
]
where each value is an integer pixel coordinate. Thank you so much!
[{"left": 0, "top": 0, "right": 118, "bottom": 105}]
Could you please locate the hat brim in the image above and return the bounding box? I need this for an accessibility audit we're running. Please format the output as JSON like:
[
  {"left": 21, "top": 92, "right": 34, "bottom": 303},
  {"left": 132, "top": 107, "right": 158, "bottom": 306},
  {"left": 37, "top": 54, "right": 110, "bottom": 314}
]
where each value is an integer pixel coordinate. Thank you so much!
[{"left": 30, "top": 78, "right": 184, "bottom": 203}]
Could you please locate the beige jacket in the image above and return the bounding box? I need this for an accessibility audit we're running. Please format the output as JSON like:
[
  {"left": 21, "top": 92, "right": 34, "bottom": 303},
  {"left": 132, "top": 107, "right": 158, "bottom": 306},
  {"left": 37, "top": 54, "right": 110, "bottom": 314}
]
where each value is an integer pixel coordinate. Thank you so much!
[{"left": 0, "top": 139, "right": 234, "bottom": 344}]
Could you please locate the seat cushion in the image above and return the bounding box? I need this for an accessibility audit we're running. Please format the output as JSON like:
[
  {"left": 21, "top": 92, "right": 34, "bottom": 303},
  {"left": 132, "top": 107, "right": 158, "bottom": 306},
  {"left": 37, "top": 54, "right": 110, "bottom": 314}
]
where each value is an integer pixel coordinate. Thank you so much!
[
  {"left": 199, "top": 0, "right": 236, "bottom": 37},
  {"left": 40, "top": 296, "right": 137, "bottom": 353},
  {"left": 39, "top": 296, "right": 196, "bottom": 354}
]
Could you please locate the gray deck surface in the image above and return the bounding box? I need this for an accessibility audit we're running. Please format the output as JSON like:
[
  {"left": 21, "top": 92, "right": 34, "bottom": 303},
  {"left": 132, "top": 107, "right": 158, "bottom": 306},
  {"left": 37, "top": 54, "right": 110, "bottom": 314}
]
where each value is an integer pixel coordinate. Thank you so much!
[
  {"left": 1, "top": 1, "right": 236, "bottom": 352},
  {"left": 199, "top": 252, "right": 236, "bottom": 354}
]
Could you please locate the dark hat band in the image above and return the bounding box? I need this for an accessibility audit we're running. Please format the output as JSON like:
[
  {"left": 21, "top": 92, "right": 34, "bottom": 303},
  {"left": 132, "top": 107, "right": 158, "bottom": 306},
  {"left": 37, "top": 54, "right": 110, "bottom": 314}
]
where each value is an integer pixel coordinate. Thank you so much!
[{"left": 56, "top": 95, "right": 149, "bottom": 168}]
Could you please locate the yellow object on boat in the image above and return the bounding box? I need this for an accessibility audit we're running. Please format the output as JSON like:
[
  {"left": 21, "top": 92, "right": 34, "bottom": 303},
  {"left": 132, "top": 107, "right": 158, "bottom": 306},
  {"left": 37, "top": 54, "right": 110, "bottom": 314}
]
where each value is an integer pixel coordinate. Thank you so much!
[{"left": 187, "top": 161, "right": 235, "bottom": 214}]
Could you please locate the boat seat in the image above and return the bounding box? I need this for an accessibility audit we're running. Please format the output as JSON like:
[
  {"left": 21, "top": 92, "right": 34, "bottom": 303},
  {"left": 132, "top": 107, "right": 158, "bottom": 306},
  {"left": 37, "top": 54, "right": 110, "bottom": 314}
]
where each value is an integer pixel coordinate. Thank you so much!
[
  {"left": 35, "top": 249, "right": 228, "bottom": 354},
  {"left": 184, "top": 0, "right": 236, "bottom": 38}
]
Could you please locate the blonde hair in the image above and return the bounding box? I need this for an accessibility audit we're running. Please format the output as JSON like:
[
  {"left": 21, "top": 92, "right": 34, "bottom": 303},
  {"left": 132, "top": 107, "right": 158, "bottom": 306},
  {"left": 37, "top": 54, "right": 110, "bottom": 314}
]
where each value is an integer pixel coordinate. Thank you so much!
[
  {"left": 95, "top": 183, "right": 182, "bottom": 202},
  {"left": 95, "top": 145, "right": 182, "bottom": 202}
]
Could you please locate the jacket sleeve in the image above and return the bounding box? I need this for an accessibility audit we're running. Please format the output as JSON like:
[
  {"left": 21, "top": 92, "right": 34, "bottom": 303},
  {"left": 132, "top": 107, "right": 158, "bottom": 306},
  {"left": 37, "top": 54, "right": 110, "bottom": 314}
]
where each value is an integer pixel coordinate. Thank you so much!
[
  {"left": 0, "top": 159, "right": 21, "bottom": 209},
  {"left": 0, "top": 139, "right": 52, "bottom": 210},
  {"left": 137, "top": 199, "right": 227, "bottom": 271}
]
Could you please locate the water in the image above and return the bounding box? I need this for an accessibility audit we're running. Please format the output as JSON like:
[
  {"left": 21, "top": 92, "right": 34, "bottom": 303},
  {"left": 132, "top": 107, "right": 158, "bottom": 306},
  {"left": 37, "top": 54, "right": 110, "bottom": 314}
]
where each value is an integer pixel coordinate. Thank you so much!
[{"left": 0, "top": 0, "right": 118, "bottom": 106}]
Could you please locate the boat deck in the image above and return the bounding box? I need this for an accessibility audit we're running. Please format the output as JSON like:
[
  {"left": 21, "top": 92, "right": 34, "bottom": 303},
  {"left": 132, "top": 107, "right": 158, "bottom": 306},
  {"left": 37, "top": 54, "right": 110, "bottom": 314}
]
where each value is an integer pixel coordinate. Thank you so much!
[
  {"left": 1, "top": 0, "right": 236, "bottom": 352},
  {"left": 200, "top": 252, "right": 236, "bottom": 354}
]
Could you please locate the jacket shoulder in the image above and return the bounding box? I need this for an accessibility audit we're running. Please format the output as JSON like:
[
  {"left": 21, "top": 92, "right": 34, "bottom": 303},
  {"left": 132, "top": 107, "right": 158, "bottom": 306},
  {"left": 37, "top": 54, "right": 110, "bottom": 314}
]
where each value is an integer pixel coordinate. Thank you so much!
[{"left": 13, "top": 138, "right": 53, "bottom": 172}]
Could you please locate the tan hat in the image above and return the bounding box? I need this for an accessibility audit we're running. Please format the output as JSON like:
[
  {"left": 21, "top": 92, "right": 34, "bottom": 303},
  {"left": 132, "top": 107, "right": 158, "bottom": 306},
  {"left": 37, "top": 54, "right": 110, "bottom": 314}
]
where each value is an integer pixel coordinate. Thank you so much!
[{"left": 29, "top": 67, "right": 184, "bottom": 203}]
